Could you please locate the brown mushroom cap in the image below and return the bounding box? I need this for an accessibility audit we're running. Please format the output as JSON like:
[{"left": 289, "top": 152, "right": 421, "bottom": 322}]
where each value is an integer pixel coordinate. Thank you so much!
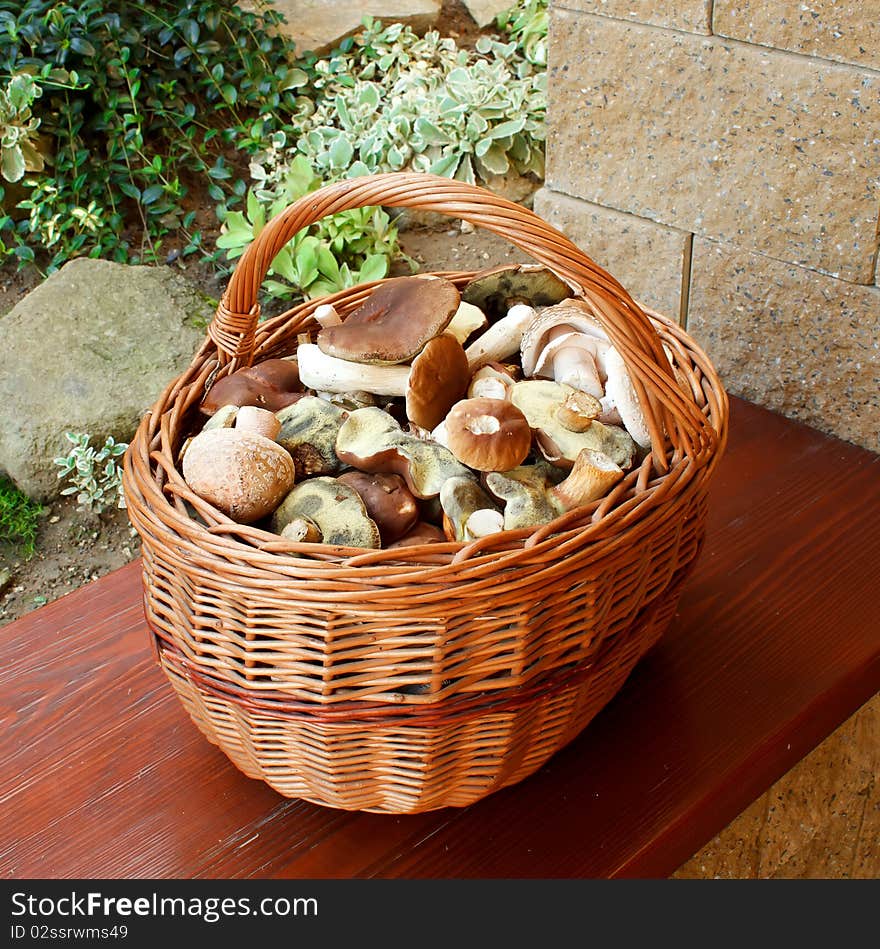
[
  {"left": 182, "top": 427, "right": 295, "bottom": 524},
  {"left": 461, "top": 264, "right": 571, "bottom": 321},
  {"left": 386, "top": 521, "right": 447, "bottom": 548},
  {"left": 317, "top": 275, "right": 460, "bottom": 365},
  {"left": 201, "top": 358, "right": 303, "bottom": 416},
  {"left": 405, "top": 333, "right": 470, "bottom": 431},
  {"left": 337, "top": 471, "right": 419, "bottom": 545},
  {"left": 445, "top": 397, "right": 532, "bottom": 472}
]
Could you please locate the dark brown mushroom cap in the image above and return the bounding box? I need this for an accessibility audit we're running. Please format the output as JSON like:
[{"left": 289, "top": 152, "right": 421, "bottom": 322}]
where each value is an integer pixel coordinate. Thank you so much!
[
  {"left": 201, "top": 358, "right": 303, "bottom": 416},
  {"left": 405, "top": 333, "right": 470, "bottom": 431},
  {"left": 461, "top": 264, "right": 571, "bottom": 322},
  {"left": 317, "top": 275, "right": 460, "bottom": 365},
  {"left": 337, "top": 471, "right": 419, "bottom": 544},
  {"left": 385, "top": 521, "right": 447, "bottom": 548}
]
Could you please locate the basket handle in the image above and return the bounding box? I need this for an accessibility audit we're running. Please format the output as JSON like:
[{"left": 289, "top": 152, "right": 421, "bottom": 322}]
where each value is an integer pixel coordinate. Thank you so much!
[{"left": 209, "top": 172, "right": 717, "bottom": 468}]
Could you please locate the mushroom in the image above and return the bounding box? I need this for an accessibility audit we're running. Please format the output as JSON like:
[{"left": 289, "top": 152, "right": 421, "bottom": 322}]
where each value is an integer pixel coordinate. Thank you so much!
[
  {"left": 439, "top": 477, "right": 500, "bottom": 541},
  {"left": 386, "top": 521, "right": 447, "bottom": 548},
  {"left": 444, "top": 398, "right": 532, "bottom": 472},
  {"left": 235, "top": 405, "right": 281, "bottom": 441},
  {"left": 467, "top": 363, "right": 518, "bottom": 400},
  {"left": 337, "top": 471, "right": 419, "bottom": 545},
  {"left": 520, "top": 299, "right": 610, "bottom": 397},
  {"left": 485, "top": 451, "right": 623, "bottom": 532},
  {"left": 446, "top": 301, "right": 489, "bottom": 346},
  {"left": 298, "top": 335, "right": 470, "bottom": 432},
  {"left": 201, "top": 358, "right": 303, "bottom": 416},
  {"left": 297, "top": 343, "right": 410, "bottom": 395},
  {"left": 510, "top": 380, "right": 637, "bottom": 469},
  {"left": 465, "top": 303, "right": 537, "bottom": 371},
  {"left": 182, "top": 424, "right": 295, "bottom": 524},
  {"left": 271, "top": 477, "right": 381, "bottom": 548},
  {"left": 404, "top": 333, "right": 470, "bottom": 431},
  {"left": 275, "top": 395, "right": 348, "bottom": 479},
  {"left": 335, "top": 407, "right": 474, "bottom": 499},
  {"left": 280, "top": 517, "right": 323, "bottom": 543},
  {"left": 549, "top": 448, "right": 625, "bottom": 510},
  {"left": 484, "top": 463, "right": 564, "bottom": 532},
  {"left": 604, "top": 346, "right": 652, "bottom": 450},
  {"left": 464, "top": 508, "right": 505, "bottom": 540},
  {"left": 461, "top": 264, "right": 572, "bottom": 321},
  {"left": 555, "top": 390, "right": 602, "bottom": 433},
  {"left": 316, "top": 275, "right": 460, "bottom": 365}
]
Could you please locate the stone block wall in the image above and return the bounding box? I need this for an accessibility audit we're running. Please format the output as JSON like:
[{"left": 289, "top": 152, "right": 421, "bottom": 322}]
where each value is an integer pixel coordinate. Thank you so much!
[{"left": 535, "top": 1, "right": 879, "bottom": 452}]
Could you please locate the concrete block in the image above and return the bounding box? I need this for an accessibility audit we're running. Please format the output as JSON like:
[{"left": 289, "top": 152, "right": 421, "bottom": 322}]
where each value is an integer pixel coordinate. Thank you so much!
[
  {"left": 687, "top": 237, "right": 880, "bottom": 452},
  {"left": 533, "top": 187, "right": 690, "bottom": 319},
  {"left": 546, "top": 11, "right": 880, "bottom": 282}
]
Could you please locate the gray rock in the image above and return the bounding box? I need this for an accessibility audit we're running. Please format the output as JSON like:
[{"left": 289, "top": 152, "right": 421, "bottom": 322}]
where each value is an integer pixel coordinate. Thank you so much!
[
  {"left": 0, "top": 259, "right": 214, "bottom": 500},
  {"left": 262, "top": 0, "right": 441, "bottom": 54},
  {"left": 461, "top": 0, "right": 511, "bottom": 28}
]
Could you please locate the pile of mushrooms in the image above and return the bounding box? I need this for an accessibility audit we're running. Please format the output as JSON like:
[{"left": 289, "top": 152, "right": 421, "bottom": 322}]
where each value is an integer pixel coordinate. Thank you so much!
[{"left": 181, "top": 266, "right": 655, "bottom": 550}]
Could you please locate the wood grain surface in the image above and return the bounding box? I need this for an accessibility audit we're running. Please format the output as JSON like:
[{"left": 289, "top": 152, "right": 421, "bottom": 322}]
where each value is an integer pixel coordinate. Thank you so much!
[{"left": 1, "top": 396, "right": 878, "bottom": 878}]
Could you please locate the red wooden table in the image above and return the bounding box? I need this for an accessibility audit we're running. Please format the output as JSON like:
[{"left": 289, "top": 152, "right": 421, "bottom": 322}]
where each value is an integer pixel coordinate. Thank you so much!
[{"left": 2, "top": 396, "right": 879, "bottom": 878}]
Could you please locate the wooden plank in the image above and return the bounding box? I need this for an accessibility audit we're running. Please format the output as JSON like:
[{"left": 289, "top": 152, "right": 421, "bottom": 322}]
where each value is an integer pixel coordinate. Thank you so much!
[{"left": 1, "top": 396, "right": 878, "bottom": 878}]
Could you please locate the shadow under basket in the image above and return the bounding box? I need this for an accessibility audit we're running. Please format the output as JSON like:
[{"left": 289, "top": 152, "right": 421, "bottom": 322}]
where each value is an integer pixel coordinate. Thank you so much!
[{"left": 123, "top": 172, "right": 729, "bottom": 814}]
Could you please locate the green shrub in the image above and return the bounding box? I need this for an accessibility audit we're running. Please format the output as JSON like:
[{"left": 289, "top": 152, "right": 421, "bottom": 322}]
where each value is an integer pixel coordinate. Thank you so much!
[
  {"left": 497, "top": 0, "right": 549, "bottom": 68},
  {"left": 0, "top": 0, "right": 304, "bottom": 271}
]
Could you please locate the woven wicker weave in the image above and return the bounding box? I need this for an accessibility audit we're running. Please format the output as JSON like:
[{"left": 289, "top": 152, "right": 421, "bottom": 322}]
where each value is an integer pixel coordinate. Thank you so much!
[{"left": 123, "top": 173, "right": 728, "bottom": 813}]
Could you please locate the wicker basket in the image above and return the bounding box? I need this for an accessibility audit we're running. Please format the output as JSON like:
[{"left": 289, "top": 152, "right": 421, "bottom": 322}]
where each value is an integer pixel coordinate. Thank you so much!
[{"left": 123, "top": 173, "right": 728, "bottom": 814}]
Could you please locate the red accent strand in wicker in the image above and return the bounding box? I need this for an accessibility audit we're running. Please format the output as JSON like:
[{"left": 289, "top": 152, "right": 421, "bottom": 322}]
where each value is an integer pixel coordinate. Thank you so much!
[{"left": 122, "top": 173, "right": 728, "bottom": 813}]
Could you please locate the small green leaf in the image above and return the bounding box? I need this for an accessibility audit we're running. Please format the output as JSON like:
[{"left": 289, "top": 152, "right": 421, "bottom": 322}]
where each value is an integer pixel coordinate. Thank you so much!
[
  {"left": 316, "top": 244, "right": 340, "bottom": 282},
  {"left": 356, "top": 254, "right": 387, "bottom": 284},
  {"left": 141, "top": 184, "right": 164, "bottom": 205},
  {"left": 1, "top": 147, "right": 25, "bottom": 184},
  {"left": 328, "top": 135, "right": 354, "bottom": 169},
  {"left": 70, "top": 36, "right": 97, "bottom": 58}
]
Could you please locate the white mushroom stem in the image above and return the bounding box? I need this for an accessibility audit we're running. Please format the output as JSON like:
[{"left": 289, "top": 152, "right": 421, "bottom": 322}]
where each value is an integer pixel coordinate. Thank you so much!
[
  {"left": 313, "top": 303, "right": 342, "bottom": 328},
  {"left": 465, "top": 508, "right": 505, "bottom": 540},
  {"left": 465, "top": 304, "right": 536, "bottom": 371},
  {"left": 280, "top": 517, "right": 323, "bottom": 543},
  {"left": 297, "top": 343, "right": 409, "bottom": 396},
  {"left": 550, "top": 449, "right": 625, "bottom": 510},
  {"left": 604, "top": 347, "right": 652, "bottom": 449},
  {"left": 446, "top": 301, "right": 488, "bottom": 346},
  {"left": 597, "top": 394, "right": 623, "bottom": 426}
]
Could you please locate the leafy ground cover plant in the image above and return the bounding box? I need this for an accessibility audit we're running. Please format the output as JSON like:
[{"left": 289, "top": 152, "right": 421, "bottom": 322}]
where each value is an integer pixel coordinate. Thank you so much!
[
  {"left": 216, "top": 154, "right": 403, "bottom": 300},
  {"left": 0, "top": 476, "right": 43, "bottom": 557},
  {"left": 53, "top": 432, "right": 127, "bottom": 514},
  {"left": 496, "top": 0, "right": 548, "bottom": 67}
]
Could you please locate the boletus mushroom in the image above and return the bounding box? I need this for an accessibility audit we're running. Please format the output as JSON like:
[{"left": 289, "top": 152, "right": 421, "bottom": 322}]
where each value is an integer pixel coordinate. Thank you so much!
[
  {"left": 182, "top": 409, "right": 295, "bottom": 523},
  {"left": 335, "top": 407, "right": 474, "bottom": 499},
  {"left": 337, "top": 471, "right": 419, "bottom": 545},
  {"left": 510, "top": 380, "right": 636, "bottom": 469},
  {"left": 444, "top": 397, "right": 532, "bottom": 472},
  {"left": 201, "top": 358, "right": 303, "bottom": 416},
  {"left": 461, "top": 264, "right": 571, "bottom": 321},
  {"left": 316, "top": 275, "right": 460, "bottom": 365},
  {"left": 271, "top": 477, "right": 381, "bottom": 549}
]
